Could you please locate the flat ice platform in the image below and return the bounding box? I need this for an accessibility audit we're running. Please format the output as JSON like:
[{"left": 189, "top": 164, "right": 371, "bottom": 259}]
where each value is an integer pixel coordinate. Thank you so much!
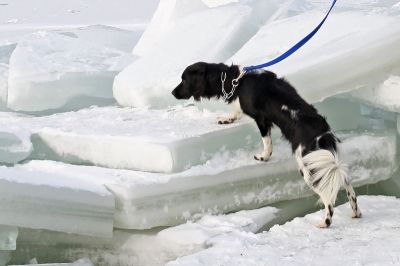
[
  {"left": 13, "top": 130, "right": 397, "bottom": 230},
  {"left": 1, "top": 105, "right": 259, "bottom": 173}
]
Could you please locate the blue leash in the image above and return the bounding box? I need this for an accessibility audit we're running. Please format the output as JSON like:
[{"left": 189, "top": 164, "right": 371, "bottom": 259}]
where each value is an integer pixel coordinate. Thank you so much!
[{"left": 243, "top": 0, "right": 337, "bottom": 71}]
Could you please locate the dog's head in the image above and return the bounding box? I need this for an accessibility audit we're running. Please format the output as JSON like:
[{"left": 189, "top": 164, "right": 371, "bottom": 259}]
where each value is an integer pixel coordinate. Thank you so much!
[{"left": 172, "top": 62, "right": 208, "bottom": 101}]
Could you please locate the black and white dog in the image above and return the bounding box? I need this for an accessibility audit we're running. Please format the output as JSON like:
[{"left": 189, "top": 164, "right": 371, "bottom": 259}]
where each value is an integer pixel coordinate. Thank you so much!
[{"left": 172, "top": 62, "right": 362, "bottom": 228}]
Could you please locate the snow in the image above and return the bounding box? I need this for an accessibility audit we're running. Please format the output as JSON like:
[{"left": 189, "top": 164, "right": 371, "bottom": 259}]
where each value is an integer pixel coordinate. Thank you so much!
[
  {"left": 158, "top": 207, "right": 279, "bottom": 245},
  {"left": 7, "top": 31, "right": 136, "bottom": 112},
  {"left": 167, "top": 196, "right": 400, "bottom": 266}
]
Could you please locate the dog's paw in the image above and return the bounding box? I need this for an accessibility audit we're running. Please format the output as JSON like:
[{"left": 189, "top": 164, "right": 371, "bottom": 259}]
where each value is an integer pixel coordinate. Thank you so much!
[
  {"left": 254, "top": 151, "right": 271, "bottom": 161},
  {"left": 351, "top": 210, "right": 362, "bottom": 219},
  {"left": 316, "top": 220, "right": 330, "bottom": 228},
  {"left": 217, "top": 117, "right": 234, "bottom": 124}
]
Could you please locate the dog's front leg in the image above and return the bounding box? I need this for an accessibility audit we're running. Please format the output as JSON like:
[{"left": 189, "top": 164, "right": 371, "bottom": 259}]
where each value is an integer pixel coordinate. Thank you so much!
[
  {"left": 217, "top": 98, "right": 243, "bottom": 124},
  {"left": 254, "top": 118, "right": 273, "bottom": 161}
]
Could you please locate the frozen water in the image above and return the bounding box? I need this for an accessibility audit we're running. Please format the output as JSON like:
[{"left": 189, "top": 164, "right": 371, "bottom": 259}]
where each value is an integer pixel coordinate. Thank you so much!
[
  {"left": 114, "top": 0, "right": 280, "bottom": 108},
  {"left": 10, "top": 207, "right": 273, "bottom": 266},
  {"left": 0, "top": 63, "right": 7, "bottom": 109},
  {"left": 314, "top": 96, "right": 360, "bottom": 131},
  {"left": 0, "top": 120, "right": 33, "bottom": 164},
  {"left": 0, "top": 166, "right": 114, "bottom": 237},
  {"left": 0, "top": 105, "right": 259, "bottom": 173},
  {"left": 348, "top": 75, "right": 400, "bottom": 113},
  {"left": 57, "top": 25, "right": 144, "bottom": 53},
  {"left": 0, "top": 225, "right": 18, "bottom": 251},
  {"left": 15, "top": 130, "right": 397, "bottom": 230},
  {"left": 166, "top": 196, "right": 400, "bottom": 266},
  {"left": 230, "top": 6, "right": 400, "bottom": 104},
  {"left": 7, "top": 31, "right": 136, "bottom": 112},
  {"left": 0, "top": 43, "right": 17, "bottom": 64},
  {"left": 132, "top": 0, "right": 208, "bottom": 56},
  {"left": 9, "top": 258, "right": 94, "bottom": 266},
  {"left": 158, "top": 207, "right": 278, "bottom": 245},
  {"left": 0, "top": 251, "right": 11, "bottom": 266}
]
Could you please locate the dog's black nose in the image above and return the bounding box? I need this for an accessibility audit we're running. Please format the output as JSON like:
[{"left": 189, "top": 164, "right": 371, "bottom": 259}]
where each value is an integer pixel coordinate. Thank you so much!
[{"left": 172, "top": 89, "right": 177, "bottom": 98}]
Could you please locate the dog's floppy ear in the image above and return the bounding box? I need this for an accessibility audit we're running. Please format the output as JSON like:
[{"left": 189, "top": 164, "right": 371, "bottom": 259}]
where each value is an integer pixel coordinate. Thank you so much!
[{"left": 186, "top": 62, "right": 208, "bottom": 101}]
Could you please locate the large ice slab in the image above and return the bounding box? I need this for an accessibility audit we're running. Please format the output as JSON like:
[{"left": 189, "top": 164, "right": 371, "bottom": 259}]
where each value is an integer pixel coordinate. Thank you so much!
[
  {"left": 132, "top": 0, "right": 208, "bottom": 56},
  {"left": 0, "top": 166, "right": 114, "bottom": 237},
  {"left": 0, "top": 105, "right": 260, "bottom": 173},
  {"left": 0, "top": 251, "right": 11, "bottom": 266},
  {"left": 114, "top": 0, "right": 280, "bottom": 108},
  {"left": 230, "top": 6, "right": 400, "bottom": 104},
  {"left": 7, "top": 31, "right": 136, "bottom": 112},
  {"left": 0, "top": 225, "right": 18, "bottom": 250},
  {"left": 166, "top": 196, "right": 400, "bottom": 266},
  {"left": 347, "top": 75, "right": 400, "bottom": 113},
  {"left": 0, "top": 63, "right": 7, "bottom": 109},
  {"left": 0, "top": 120, "right": 33, "bottom": 164},
  {"left": 17, "top": 130, "right": 397, "bottom": 229},
  {"left": 58, "top": 25, "right": 144, "bottom": 53}
]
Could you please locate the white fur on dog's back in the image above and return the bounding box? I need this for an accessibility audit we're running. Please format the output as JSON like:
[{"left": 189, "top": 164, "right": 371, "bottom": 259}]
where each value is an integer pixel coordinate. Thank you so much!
[{"left": 302, "top": 149, "right": 348, "bottom": 205}]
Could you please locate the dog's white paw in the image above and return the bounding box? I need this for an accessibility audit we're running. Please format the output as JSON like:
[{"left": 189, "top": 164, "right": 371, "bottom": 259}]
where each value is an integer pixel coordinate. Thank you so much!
[
  {"left": 217, "top": 117, "right": 234, "bottom": 124},
  {"left": 254, "top": 151, "right": 272, "bottom": 161},
  {"left": 316, "top": 220, "right": 329, "bottom": 228},
  {"left": 351, "top": 210, "right": 362, "bottom": 219}
]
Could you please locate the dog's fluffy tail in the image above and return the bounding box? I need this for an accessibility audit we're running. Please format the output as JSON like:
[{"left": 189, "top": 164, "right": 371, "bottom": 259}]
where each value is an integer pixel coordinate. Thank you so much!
[{"left": 302, "top": 149, "right": 348, "bottom": 205}]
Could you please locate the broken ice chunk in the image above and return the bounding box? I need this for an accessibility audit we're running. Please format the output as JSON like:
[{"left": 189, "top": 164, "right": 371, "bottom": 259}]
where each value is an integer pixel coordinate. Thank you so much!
[
  {"left": 0, "top": 166, "right": 114, "bottom": 238},
  {"left": 0, "top": 122, "right": 33, "bottom": 164},
  {"left": 7, "top": 31, "right": 137, "bottom": 112},
  {"left": 0, "top": 225, "right": 18, "bottom": 250}
]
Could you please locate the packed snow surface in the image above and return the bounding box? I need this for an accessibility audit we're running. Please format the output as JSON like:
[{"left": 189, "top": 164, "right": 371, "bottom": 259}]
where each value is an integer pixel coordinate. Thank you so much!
[{"left": 167, "top": 196, "right": 400, "bottom": 266}]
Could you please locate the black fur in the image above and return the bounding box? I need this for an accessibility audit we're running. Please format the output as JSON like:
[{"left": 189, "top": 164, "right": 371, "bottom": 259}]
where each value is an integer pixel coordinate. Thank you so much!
[
  {"left": 172, "top": 62, "right": 362, "bottom": 228},
  {"left": 172, "top": 62, "right": 338, "bottom": 156}
]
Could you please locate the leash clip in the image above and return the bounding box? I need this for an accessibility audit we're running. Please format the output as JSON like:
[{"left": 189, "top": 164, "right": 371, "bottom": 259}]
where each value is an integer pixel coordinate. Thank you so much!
[{"left": 221, "top": 70, "right": 246, "bottom": 101}]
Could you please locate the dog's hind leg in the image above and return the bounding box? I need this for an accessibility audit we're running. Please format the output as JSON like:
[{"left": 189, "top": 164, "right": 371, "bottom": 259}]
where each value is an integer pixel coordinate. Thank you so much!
[
  {"left": 254, "top": 117, "right": 273, "bottom": 161},
  {"left": 217, "top": 98, "right": 243, "bottom": 124},
  {"left": 344, "top": 180, "right": 362, "bottom": 218}
]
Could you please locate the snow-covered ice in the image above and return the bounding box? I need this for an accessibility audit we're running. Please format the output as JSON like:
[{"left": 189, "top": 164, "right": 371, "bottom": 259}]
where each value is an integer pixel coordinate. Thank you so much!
[
  {"left": 158, "top": 207, "right": 278, "bottom": 245},
  {"left": 0, "top": 105, "right": 260, "bottom": 173},
  {"left": 12, "top": 130, "right": 397, "bottom": 230},
  {"left": 0, "top": 166, "right": 114, "bottom": 237},
  {"left": 167, "top": 195, "right": 400, "bottom": 266},
  {"left": 7, "top": 31, "right": 136, "bottom": 112}
]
